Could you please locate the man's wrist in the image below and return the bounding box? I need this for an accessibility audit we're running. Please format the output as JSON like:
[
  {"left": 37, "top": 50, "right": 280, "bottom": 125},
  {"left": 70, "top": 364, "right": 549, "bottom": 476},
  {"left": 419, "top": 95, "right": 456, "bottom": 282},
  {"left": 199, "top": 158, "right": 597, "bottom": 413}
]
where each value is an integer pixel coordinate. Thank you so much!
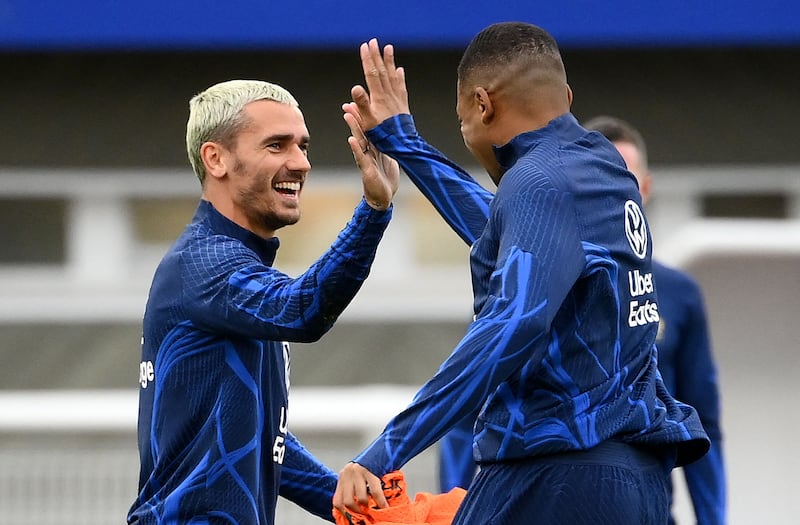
[
  {"left": 366, "top": 114, "right": 415, "bottom": 146},
  {"left": 366, "top": 199, "right": 392, "bottom": 211},
  {"left": 356, "top": 198, "right": 393, "bottom": 221}
]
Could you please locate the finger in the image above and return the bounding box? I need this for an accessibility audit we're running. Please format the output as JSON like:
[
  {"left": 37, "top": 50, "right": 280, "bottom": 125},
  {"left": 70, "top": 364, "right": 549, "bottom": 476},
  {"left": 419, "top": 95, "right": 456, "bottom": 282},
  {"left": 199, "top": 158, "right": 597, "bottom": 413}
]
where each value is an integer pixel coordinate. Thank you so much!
[
  {"left": 352, "top": 478, "right": 372, "bottom": 511},
  {"left": 343, "top": 112, "right": 368, "bottom": 152},
  {"left": 382, "top": 45, "right": 409, "bottom": 114},
  {"left": 394, "top": 66, "right": 408, "bottom": 101},
  {"left": 332, "top": 483, "right": 346, "bottom": 513},
  {"left": 368, "top": 477, "right": 389, "bottom": 509},
  {"left": 360, "top": 41, "right": 382, "bottom": 95},
  {"left": 367, "top": 39, "right": 390, "bottom": 91},
  {"left": 350, "top": 86, "right": 372, "bottom": 118},
  {"left": 347, "top": 136, "right": 368, "bottom": 168},
  {"left": 342, "top": 102, "right": 363, "bottom": 131},
  {"left": 383, "top": 44, "right": 404, "bottom": 95},
  {"left": 383, "top": 44, "right": 396, "bottom": 74},
  {"left": 334, "top": 479, "right": 362, "bottom": 516}
]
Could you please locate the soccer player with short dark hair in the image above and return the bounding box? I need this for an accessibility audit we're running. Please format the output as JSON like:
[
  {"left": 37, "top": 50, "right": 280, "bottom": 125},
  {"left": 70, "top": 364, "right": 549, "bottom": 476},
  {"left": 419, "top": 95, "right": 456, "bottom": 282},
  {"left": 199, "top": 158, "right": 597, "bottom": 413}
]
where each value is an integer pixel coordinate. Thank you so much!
[{"left": 334, "top": 23, "right": 710, "bottom": 525}]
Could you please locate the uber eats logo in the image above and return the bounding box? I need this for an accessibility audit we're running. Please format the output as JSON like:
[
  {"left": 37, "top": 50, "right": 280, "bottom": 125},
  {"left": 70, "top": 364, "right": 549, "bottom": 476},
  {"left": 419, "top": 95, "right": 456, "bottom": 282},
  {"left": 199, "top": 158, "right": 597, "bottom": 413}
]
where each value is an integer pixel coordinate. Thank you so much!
[
  {"left": 627, "top": 269, "right": 659, "bottom": 327},
  {"left": 623, "top": 201, "right": 659, "bottom": 327}
]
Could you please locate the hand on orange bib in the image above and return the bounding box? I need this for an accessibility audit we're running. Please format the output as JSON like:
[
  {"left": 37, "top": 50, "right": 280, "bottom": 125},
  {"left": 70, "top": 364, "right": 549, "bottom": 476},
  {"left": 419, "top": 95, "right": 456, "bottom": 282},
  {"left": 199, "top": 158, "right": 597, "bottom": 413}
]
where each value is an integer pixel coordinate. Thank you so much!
[{"left": 333, "top": 471, "right": 466, "bottom": 525}]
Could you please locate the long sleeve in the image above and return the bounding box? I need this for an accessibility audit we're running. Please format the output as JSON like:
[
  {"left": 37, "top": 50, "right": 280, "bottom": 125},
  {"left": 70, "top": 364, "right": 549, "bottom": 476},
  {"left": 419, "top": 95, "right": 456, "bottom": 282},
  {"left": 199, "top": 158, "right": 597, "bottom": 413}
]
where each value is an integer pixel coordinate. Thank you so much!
[
  {"left": 367, "top": 114, "right": 492, "bottom": 245},
  {"left": 674, "top": 283, "right": 726, "bottom": 524},
  {"left": 279, "top": 432, "right": 337, "bottom": 523},
  {"left": 183, "top": 199, "right": 391, "bottom": 343},
  {"left": 134, "top": 199, "right": 391, "bottom": 525},
  {"left": 368, "top": 115, "right": 490, "bottom": 492},
  {"left": 683, "top": 442, "right": 726, "bottom": 525},
  {"left": 353, "top": 172, "right": 585, "bottom": 476}
]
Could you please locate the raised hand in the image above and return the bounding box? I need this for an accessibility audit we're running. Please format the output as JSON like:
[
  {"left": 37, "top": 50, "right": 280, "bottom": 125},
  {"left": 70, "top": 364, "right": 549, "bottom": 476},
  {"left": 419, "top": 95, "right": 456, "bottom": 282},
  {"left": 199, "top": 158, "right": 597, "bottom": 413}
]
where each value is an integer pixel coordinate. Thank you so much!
[
  {"left": 346, "top": 39, "right": 411, "bottom": 132},
  {"left": 344, "top": 110, "right": 399, "bottom": 211}
]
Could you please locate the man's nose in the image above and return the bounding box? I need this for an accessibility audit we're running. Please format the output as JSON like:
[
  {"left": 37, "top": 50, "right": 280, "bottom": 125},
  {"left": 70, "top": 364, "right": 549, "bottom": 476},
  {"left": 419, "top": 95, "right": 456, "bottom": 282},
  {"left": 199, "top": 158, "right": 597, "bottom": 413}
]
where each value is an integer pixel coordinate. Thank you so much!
[{"left": 287, "top": 145, "right": 311, "bottom": 171}]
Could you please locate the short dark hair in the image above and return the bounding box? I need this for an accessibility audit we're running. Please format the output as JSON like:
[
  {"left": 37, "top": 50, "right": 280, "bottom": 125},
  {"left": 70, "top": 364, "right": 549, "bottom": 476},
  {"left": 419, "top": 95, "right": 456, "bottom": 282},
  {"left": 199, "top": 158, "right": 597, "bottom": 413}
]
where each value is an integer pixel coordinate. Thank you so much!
[
  {"left": 457, "top": 22, "right": 564, "bottom": 89},
  {"left": 583, "top": 115, "right": 648, "bottom": 168}
]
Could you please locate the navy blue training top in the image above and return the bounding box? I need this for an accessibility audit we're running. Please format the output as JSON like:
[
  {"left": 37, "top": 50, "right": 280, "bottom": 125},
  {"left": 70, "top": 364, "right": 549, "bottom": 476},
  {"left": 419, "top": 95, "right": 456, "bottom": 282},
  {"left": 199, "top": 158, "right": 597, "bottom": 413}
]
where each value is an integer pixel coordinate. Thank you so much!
[
  {"left": 355, "top": 113, "right": 709, "bottom": 477},
  {"left": 128, "top": 198, "right": 391, "bottom": 525}
]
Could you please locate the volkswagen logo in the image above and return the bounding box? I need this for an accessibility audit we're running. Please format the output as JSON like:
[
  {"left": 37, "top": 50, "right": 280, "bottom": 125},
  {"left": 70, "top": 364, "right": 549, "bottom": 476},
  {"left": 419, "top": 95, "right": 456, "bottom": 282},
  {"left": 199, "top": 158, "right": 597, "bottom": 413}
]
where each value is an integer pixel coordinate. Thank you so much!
[{"left": 624, "top": 200, "right": 648, "bottom": 259}]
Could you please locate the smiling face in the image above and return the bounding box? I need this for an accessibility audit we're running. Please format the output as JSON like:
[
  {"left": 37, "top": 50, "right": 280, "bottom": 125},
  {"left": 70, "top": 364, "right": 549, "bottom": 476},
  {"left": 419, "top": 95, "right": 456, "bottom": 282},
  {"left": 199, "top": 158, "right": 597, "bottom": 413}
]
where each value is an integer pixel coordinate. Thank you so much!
[{"left": 210, "top": 99, "right": 311, "bottom": 238}]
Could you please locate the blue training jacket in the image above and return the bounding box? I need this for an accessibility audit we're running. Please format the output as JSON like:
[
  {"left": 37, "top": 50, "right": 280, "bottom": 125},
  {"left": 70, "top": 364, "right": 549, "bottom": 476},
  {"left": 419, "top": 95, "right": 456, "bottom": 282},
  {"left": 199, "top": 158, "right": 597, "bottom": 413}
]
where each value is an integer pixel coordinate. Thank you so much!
[
  {"left": 128, "top": 198, "right": 391, "bottom": 525},
  {"left": 355, "top": 113, "right": 709, "bottom": 477}
]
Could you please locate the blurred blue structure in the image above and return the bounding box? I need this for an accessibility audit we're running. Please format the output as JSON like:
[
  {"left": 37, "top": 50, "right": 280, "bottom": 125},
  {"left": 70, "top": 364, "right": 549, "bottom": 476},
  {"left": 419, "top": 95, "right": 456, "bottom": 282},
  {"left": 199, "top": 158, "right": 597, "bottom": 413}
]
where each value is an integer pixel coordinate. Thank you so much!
[{"left": 1, "top": 0, "right": 798, "bottom": 51}]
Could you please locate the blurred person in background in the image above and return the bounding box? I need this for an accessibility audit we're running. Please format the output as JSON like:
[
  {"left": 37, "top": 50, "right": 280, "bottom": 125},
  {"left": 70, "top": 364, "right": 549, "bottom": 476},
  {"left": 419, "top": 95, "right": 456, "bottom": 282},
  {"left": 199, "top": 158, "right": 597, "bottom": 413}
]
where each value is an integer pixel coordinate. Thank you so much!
[
  {"left": 584, "top": 115, "right": 726, "bottom": 525},
  {"left": 127, "top": 79, "right": 398, "bottom": 525},
  {"left": 334, "top": 22, "right": 709, "bottom": 525}
]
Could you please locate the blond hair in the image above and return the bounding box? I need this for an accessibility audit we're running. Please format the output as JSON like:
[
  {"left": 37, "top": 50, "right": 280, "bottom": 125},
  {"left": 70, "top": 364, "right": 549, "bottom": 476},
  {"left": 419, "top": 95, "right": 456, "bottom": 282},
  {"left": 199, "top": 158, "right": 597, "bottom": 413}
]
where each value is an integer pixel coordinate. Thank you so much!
[{"left": 186, "top": 80, "right": 298, "bottom": 184}]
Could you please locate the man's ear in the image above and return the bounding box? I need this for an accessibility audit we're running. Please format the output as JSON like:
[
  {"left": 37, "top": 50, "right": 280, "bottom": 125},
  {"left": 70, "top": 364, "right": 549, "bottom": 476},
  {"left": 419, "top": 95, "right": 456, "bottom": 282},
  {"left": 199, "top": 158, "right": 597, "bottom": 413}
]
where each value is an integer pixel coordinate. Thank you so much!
[
  {"left": 566, "top": 84, "right": 574, "bottom": 108},
  {"left": 475, "top": 87, "right": 495, "bottom": 125},
  {"left": 200, "top": 142, "right": 228, "bottom": 180}
]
